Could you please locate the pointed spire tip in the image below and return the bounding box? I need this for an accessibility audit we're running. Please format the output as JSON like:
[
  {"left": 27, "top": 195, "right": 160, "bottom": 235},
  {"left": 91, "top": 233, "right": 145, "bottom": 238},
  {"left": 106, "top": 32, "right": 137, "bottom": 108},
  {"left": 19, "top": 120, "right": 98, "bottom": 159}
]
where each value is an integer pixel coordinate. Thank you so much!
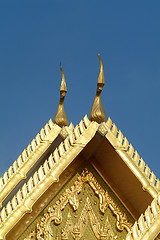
[
  {"left": 60, "top": 65, "right": 67, "bottom": 92},
  {"left": 97, "top": 53, "right": 105, "bottom": 85}
]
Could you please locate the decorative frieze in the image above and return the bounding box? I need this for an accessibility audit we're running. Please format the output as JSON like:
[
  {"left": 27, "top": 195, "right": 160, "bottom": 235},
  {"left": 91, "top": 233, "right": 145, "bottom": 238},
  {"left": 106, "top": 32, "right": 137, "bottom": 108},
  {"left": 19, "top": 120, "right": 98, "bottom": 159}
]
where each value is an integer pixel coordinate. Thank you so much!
[{"left": 24, "top": 169, "right": 132, "bottom": 240}]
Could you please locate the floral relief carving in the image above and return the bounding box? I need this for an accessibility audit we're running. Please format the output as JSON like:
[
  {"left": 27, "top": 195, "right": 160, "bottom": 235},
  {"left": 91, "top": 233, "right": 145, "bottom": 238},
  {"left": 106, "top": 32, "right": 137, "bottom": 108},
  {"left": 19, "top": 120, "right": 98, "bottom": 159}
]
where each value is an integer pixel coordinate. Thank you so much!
[
  {"left": 24, "top": 169, "right": 132, "bottom": 240},
  {"left": 61, "top": 197, "right": 118, "bottom": 239}
]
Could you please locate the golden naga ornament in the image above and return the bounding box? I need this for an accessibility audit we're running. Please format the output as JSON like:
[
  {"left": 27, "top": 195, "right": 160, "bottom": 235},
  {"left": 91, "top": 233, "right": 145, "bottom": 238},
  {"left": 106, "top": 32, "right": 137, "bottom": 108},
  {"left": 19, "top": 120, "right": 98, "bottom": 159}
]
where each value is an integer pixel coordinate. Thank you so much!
[
  {"left": 90, "top": 54, "right": 106, "bottom": 123},
  {"left": 54, "top": 65, "right": 68, "bottom": 127}
]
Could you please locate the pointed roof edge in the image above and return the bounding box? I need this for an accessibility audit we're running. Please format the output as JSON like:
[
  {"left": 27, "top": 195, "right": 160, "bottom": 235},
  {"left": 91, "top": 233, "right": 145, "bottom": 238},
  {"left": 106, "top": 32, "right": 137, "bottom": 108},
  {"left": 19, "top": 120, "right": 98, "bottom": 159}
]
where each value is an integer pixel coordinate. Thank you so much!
[
  {"left": 104, "top": 117, "right": 160, "bottom": 198},
  {"left": 126, "top": 192, "right": 160, "bottom": 239},
  {"left": 0, "top": 115, "right": 96, "bottom": 239},
  {"left": 0, "top": 115, "right": 160, "bottom": 239},
  {"left": 0, "top": 119, "right": 74, "bottom": 207},
  {"left": 0, "top": 65, "right": 70, "bottom": 205}
]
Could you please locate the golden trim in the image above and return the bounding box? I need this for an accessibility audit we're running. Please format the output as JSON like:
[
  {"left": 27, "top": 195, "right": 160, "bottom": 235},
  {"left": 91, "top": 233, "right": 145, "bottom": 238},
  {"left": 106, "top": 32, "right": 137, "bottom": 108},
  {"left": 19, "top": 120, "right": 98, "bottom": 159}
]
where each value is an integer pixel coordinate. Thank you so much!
[
  {"left": 1, "top": 114, "right": 160, "bottom": 239},
  {"left": 126, "top": 192, "right": 160, "bottom": 240},
  {"left": 105, "top": 117, "right": 160, "bottom": 198},
  {"left": 61, "top": 197, "right": 118, "bottom": 239},
  {"left": 0, "top": 116, "right": 95, "bottom": 240},
  {"left": 25, "top": 169, "right": 132, "bottom": 240},
  {"left": 0, "top": 119, "right": 61, "bottom": 207}
]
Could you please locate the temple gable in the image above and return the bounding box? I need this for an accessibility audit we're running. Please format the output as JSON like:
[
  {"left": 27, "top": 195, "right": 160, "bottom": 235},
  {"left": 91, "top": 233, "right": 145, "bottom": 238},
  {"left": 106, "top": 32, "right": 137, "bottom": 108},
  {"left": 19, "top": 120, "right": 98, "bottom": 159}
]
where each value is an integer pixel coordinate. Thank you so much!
[{"left": 20, "top": 165, "right": 134, "bottom": 240}]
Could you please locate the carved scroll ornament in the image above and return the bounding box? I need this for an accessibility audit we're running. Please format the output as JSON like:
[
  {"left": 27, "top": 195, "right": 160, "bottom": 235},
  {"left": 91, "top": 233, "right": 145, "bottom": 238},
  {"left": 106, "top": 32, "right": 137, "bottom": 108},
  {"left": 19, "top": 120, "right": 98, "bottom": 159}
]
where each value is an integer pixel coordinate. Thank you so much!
[
  {"left": 61, "top": 197, "right": 118, "bottom": 240},
  {"left": 24, "top": 169, "right": 132, "bottom": 240}
]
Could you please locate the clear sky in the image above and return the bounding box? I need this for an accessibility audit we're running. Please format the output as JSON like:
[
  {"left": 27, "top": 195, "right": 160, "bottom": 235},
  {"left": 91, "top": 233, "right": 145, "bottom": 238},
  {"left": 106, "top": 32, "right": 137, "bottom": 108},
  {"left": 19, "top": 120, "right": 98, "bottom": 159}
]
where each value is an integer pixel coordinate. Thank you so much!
[{"left": 0, "top": 1, "right": 160, "bottom": 179}]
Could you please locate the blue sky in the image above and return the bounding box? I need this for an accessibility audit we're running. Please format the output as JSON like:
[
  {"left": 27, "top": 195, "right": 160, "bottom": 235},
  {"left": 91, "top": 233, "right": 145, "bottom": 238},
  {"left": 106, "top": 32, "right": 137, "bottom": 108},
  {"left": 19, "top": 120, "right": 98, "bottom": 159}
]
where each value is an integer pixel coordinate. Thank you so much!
[{"left": 0, "top": 1, "right": 160, "bottom": 179}]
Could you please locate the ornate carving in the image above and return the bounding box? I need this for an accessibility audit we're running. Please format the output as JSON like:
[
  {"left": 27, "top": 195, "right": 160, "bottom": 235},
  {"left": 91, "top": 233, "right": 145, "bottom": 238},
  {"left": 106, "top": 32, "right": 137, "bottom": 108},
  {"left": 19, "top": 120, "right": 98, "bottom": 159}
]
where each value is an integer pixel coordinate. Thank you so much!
[
  {"left": 61, "top": 197, "right": 118, "bottom": 239},
  {"left": 25, "top": 169, "right": 132, "bottom": 240},
  {"left": 97, "top": 123, "right": 108, "bottom": 136},
  {"left": 60, "top": 127, "right": 69, "bottom": 138},
  {"left": 24, "top": 229, "right": 36, "bottom": 240},
  {"left": 61, "top": 210, "right": 73, "bottom": 239}
]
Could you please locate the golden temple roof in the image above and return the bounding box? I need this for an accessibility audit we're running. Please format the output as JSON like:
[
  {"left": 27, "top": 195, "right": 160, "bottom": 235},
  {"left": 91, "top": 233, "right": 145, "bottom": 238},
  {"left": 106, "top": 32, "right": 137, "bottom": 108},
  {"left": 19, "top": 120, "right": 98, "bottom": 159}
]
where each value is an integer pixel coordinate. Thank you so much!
[
  {"left": 0, "top": 56, "right": 160, "bottom": 240},
  {"left": 0, "top": 114, "right": 160, "bottom": 239}
]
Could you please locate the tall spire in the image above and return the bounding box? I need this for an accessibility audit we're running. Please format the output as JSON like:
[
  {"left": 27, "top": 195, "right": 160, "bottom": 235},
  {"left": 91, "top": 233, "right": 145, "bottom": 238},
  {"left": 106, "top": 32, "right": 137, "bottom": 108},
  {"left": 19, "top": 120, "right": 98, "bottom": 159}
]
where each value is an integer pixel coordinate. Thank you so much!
[
  {"left": 54, "top": 65, "right": 68, "bottom": 127},
  {"left": 89, "top": 54, "right": 106, "bottom": 123}
]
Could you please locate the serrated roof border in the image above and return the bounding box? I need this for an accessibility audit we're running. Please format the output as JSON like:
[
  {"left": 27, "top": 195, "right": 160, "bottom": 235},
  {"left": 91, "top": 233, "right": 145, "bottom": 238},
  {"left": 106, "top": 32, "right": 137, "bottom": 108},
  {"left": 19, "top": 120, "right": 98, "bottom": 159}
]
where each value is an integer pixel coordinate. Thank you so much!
[
  {"left": 0, "top": 115, "right": 160, "bottom": 240},
  {"left": 0, "top": 119, "right": 61, "bottom": 207}
]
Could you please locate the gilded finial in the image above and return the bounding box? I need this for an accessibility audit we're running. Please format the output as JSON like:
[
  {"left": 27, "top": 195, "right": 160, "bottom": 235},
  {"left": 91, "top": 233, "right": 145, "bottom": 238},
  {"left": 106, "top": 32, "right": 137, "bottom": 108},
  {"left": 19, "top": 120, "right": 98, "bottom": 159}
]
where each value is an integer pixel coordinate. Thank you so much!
[
  {"left": 54, "top": 65, "right": 68, "bottom": 127},
  {"left": 98, "top": 53, "right": 105, "bottom": 85},
  {"left": 89, "top": 54, "right": 106, "bottom": 123},
  {"left": 60, "top": 65, "right": 67, "bottom": 92}
]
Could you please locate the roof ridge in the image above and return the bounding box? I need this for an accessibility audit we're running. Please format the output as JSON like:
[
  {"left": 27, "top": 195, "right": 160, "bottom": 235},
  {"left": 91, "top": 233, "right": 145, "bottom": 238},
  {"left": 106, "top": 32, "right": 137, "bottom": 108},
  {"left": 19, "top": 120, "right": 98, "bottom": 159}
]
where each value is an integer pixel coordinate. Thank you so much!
[
  {"left": 105, "top": 117, "right": 160, "bottom": 197},
  {"left": 0, "top": 118, "right": 61, "bottom": 207},
  {"left": 1, "top": 115, "right": 159, "bottom": 239},
  {"left": 0, "top": 115, "right": 97, "bottom": 239}
]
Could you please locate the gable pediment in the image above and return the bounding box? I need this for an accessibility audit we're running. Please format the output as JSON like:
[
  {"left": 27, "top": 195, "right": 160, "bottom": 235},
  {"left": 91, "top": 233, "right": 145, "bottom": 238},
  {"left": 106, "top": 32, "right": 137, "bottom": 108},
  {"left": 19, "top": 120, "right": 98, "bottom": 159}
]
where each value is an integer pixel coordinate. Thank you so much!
[
  {"left": 18, "top": 166, "right": 134, "bottom": 240},
  {"left": 0, "top": 115, "right": 160, "bottom": 240}
]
